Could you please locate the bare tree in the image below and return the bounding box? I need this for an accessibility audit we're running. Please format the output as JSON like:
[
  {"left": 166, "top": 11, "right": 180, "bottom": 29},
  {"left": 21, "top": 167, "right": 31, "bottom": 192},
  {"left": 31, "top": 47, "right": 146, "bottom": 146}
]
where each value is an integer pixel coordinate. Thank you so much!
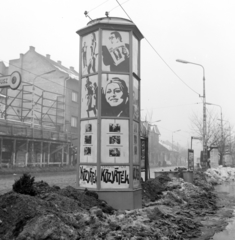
[{"left": 190, "top": 109, "right": 233, "bottom": 165}]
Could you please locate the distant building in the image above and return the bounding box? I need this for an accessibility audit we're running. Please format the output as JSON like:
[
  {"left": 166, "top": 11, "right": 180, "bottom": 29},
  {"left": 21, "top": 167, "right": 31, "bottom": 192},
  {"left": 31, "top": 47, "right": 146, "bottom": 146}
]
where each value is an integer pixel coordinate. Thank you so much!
[{"left": 0, "top": 46, "right": 79, "bottom": 167}]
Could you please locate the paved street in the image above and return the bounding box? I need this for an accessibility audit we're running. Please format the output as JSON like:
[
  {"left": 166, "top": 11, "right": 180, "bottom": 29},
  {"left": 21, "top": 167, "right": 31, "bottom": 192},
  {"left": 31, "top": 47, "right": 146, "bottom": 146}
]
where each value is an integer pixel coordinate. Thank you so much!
[{"left": 0, "top": 171, "right": 77, "bottom": 195}]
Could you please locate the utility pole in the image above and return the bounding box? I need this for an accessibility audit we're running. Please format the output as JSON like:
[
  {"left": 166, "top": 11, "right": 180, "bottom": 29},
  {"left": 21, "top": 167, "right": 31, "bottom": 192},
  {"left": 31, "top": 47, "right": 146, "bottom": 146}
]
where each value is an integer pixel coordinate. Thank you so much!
[{"left": 176, "top": 59, "right": 207, "bottom": 168}]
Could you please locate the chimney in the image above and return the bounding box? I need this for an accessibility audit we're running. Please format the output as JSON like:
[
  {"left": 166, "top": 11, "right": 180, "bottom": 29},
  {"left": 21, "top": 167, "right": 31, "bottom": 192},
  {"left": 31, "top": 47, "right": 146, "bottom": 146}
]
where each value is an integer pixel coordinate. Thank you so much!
[
  {"left": 70, "top": 66, "right": 74, "bottom": 71},
  {"left": 57, "top": 60, "right": 62, "bottom": 65},
  {"left": 46, "top": 54, "right": 50, "bottom": 59},
  {"left": 29, "top": 46, "right": 35, "bottom": 51}
]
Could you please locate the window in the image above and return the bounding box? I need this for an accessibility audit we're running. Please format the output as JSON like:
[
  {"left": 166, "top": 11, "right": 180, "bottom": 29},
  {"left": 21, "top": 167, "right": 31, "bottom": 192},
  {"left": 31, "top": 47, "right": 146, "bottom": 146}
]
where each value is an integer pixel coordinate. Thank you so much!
[
  {"left": 71, "top": 116, "right": 77, "bottom": 127},
  {"left": 72, "top": 91, "right": 78, "bottom": 102}
]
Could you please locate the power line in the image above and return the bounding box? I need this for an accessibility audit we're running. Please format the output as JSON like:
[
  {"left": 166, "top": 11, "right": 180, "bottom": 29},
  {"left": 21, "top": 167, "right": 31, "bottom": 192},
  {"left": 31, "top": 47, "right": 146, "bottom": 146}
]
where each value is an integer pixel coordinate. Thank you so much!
[
  {"left": 109, "top": 0, "right": 130, "bottom": 13},
  {"left": 87, "top": 0, "right": 111, "bottom": 13},
  {"left": 115, "top": 0, "right": 201, "bottom": 97}
]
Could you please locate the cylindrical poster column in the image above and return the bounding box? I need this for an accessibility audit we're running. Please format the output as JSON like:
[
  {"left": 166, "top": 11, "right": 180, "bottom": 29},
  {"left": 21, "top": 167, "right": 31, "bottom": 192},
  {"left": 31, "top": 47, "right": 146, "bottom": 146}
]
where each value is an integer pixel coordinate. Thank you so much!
[{"left": 76, "top": 17, "right": 143, "bottom": 210}]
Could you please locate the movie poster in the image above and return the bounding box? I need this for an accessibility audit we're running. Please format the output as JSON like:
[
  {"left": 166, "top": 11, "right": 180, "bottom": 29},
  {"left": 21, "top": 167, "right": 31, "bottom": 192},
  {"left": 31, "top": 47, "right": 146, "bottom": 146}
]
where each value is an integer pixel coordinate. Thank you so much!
[
  {"left": 132, "top": 35, "right": 139, "bottom": 75},
  {"left": 102, "top": 30, "right": 130, "bottom": 72},
  {"left": 80, "top": 120, "right": 97, "bottom": 163},
  {"left": 133, "top": 77, "right": 139, "bottom": 120},
  {"left": 79, "top": 165, "right": 97, "bottom": 188},
  {"left": 101, "top": 74, "right": 129, "bottom": 117},
  {"left": 133, "top": 165, "right": 140, "bottom": 188},
  {"left": 101, "top": 119, "right": 129, "bottom": 163},
  {"left": 101, "top": 166, "right": 129, "bottom": 188},
  {"left": 81, "top": 75, "right": 98, "bottom": 119},
  {"left": 81, "top": 31, "right": 99, "bottom": 76},
  {"left": 133, "top": 121, "right": 139, "bottom": 164}
]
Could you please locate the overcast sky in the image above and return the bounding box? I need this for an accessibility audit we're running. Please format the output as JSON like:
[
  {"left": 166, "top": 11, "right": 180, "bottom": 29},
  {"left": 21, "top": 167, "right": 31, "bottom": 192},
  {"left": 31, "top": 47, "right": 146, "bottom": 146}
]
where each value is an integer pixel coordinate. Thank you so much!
[{"left": 1, "top": 0, "right": 235, "bottom": 158}]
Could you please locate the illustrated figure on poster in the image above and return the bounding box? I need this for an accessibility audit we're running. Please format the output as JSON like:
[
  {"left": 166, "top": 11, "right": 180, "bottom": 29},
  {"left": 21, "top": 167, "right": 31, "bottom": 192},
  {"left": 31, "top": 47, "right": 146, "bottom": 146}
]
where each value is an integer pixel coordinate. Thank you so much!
[
  {"left": 109, "top": 148, "right": 120, "bottom": 157},
  {"left": 109, "top": 123, "right": 120, "bottom": 132},
  {"left": 82, "top": 42, "right": 87, "bottom": 68},
  {"left": 102, "top": 77, "right": 129, "bottom": 117},
  {"left": 109, "top": 136, "right": 121, "bottom": 144},
  {"left": 102, "top": 31, "right": 130, "bottom": 72},
  {"left": 82, "top": 32, "right": 98, "bottom": 75},
  {"left": 84, "top": 147, "right": 91, "bottom": 155},
  {"left": 87, "top": 33, "right": 97, "bottom": 74},
  {"left": 85, "top": 77, "right": 97, "bottom": 117},
  {"left": 85, "top": 123, "right": 92, "bottom": 132}
]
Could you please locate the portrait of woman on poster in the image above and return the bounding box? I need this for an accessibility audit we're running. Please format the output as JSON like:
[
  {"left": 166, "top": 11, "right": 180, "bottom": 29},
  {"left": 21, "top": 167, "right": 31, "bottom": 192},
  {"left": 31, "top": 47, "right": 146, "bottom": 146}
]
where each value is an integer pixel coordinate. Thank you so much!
[{"left": 101, "top": 77, "right": 129, "bottom": 117}]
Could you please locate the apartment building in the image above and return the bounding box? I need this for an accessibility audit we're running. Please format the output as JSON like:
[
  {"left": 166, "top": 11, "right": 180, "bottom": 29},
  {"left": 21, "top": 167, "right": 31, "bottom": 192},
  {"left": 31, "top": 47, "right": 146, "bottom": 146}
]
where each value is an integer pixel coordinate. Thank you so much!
[{"left": 0, "top": 46, "right": 79, "bottom": 167}]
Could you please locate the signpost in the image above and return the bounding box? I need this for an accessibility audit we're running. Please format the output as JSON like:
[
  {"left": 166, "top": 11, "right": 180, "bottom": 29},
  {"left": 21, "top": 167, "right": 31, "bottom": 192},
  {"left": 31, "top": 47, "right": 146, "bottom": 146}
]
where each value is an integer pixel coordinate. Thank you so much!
[{"left": 0, "top": 72, "right": 21, "bottom": 90}]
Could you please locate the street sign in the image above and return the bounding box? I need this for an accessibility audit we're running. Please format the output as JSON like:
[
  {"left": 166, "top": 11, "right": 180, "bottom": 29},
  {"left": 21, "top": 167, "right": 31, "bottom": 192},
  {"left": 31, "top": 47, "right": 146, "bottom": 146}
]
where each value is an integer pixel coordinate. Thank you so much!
[{"left": 0, "top": 71, "right": 21, "bottom": 90}]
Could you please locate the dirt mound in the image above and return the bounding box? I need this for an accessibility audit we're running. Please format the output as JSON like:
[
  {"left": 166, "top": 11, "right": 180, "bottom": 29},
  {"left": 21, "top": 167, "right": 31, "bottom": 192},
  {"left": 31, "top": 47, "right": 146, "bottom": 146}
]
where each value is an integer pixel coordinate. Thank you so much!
[{"left": 0, "top": 171, "right": 223, "bottom": 240}]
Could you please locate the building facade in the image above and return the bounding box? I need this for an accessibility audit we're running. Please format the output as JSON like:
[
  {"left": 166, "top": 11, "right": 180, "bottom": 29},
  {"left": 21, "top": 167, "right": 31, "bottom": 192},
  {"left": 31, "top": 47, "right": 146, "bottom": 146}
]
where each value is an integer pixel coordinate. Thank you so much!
[{"left": 0, "top": 46, "right": 79, "bottom": 167}]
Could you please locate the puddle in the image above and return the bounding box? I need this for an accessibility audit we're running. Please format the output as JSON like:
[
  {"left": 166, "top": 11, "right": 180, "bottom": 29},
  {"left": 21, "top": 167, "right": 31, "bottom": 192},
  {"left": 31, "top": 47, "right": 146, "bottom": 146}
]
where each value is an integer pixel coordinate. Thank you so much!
[
  {"left": 212, "top": 212, "right": 235, "bottom": 240},
  {"left": 212, "top": 182, "right": 235, "bottom": 240}
]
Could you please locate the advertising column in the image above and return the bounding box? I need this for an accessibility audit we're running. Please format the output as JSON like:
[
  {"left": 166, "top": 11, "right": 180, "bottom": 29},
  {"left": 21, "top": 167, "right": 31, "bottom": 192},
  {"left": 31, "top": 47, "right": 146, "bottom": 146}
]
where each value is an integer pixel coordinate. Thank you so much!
[{"left": 77, "top": 17, "right": 143, "bottom": 210}]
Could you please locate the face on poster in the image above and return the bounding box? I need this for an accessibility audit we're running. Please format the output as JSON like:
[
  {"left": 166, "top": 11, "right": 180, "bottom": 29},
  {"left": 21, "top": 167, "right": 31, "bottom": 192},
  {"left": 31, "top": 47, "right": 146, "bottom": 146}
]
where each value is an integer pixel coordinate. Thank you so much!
[
  {"left": 102, "top": 30, "right": 130, "bottom": 72},
  {"left": 80, "top": 120, "right": 97, "bottom": 163},
  {"left": 81, "top": 75, "right": 98, "bottom": 119},
  {"left": 133, "top": 121, "right": 139, "bottom": 164},
  {"left": 101, "top": 119, "right": 129, "bottom": 164},
  {"left": 132, "top": 35, "right": 139, "bottom": 75},
  {"left": 101, "top": 166, "right": 129, "bottom": 189},
  {"left": 133, "top": 166, "right": 140, "bottom": 188},
  {"left": 82, "top": 31, "right": 99, "bottom": 76},
  {"left": 101, "top": 74, "right": 129, "bottom": 117},
  {"left": 79, "top": 165, "right": 97, "bottom": 188},
  {"left": 133, "top": 77, "right": 139, "bottom": 120}
]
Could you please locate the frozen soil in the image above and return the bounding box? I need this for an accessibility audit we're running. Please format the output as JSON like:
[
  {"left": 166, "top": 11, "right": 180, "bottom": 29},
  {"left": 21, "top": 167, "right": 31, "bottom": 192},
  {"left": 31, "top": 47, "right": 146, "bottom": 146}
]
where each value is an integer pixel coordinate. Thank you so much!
[{"left": 0, "top": 170, "right": 234, "bottom": 240}]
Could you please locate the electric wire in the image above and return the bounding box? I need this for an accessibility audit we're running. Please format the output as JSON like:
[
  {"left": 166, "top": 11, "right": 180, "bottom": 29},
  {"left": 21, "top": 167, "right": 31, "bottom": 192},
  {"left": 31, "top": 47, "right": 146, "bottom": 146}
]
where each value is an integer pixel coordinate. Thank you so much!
[
  {"left": 87, "top": 0, "right": 111, "bottom": 13},
  {"left": 109, "top": 0, "right": 130, "bottom": 13},
  {"left": 115, "top": 0, "right": 201, "bottom": 97}
]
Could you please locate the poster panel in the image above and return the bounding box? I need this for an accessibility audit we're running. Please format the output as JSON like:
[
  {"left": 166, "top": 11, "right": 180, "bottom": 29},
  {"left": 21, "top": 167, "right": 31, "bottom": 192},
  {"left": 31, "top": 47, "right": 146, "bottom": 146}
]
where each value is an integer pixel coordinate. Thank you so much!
[
  {"left": 80, "top": 120, "right": 97, "bottom": 163},
  {"left": 133, "top": 121, "right": 139, "bottom": 164},
  {"left": 101, "top": 119, "right": 129, "bottom": 163},
  {"left": 133, "top": 77, "right": 139, "bottom": 120},
  {"left": 101, "top": 166, "right": 129, "bottom": 188},
  {"left": 81, "top": 75, "right": 98, "bottom": 118},
  {"left": 81, "top": 31, "right": 99, "bottom": 76},
  {"left": 79, "top": 165, "right": 97, "bottom": 188},
  {"left": 188, "top": 149, "right": 194, "bottom": 171},
  {"left": 102, "top": 30, "right": 130, "bottom": 72},
  {"left": 133, "top": 165, "right": 140, "bottom": 188},
  {"left": 132, "top": 35, "right": 139, "bottom": 75},
  {"left": 101, "top": 74, "right": 129, "bottom": 117}
]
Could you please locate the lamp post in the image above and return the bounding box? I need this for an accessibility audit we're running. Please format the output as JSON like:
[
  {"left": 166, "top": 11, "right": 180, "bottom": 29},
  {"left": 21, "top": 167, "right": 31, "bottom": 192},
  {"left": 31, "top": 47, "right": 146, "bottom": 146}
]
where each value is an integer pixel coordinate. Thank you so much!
[
  {"left": 176, "top": 59, "right": 207, "bottom": 168},
  {"left": 31, "top": 69, "right": 55, "bottom": 163}
]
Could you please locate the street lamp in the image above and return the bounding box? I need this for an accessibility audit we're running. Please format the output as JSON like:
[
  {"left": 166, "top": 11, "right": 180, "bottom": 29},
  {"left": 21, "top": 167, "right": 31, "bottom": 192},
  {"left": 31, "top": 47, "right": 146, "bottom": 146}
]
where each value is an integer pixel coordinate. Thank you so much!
[
  {"left": 172, "top": 129, "right": 181, "bottom": 151},
  {"left": 176, "top": 59, "right": 207, "bottom": 168}
]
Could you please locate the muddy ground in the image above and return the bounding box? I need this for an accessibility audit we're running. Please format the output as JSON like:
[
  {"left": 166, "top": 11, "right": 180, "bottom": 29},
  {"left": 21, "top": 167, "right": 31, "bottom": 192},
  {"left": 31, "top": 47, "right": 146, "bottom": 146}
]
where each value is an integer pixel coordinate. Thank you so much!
[{"left": 0, "top": 170, "right": 234, "bottom": 240}]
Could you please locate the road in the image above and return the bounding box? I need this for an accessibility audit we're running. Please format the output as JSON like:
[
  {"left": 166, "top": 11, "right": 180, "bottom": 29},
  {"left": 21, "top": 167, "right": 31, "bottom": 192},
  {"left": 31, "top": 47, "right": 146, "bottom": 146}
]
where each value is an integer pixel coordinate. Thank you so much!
[
  {"left": 0, "top": 171, "right": 77, "bottom": 195},
  {"left": 0, "top": 166, "right": 184, "bottom": 195}
]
